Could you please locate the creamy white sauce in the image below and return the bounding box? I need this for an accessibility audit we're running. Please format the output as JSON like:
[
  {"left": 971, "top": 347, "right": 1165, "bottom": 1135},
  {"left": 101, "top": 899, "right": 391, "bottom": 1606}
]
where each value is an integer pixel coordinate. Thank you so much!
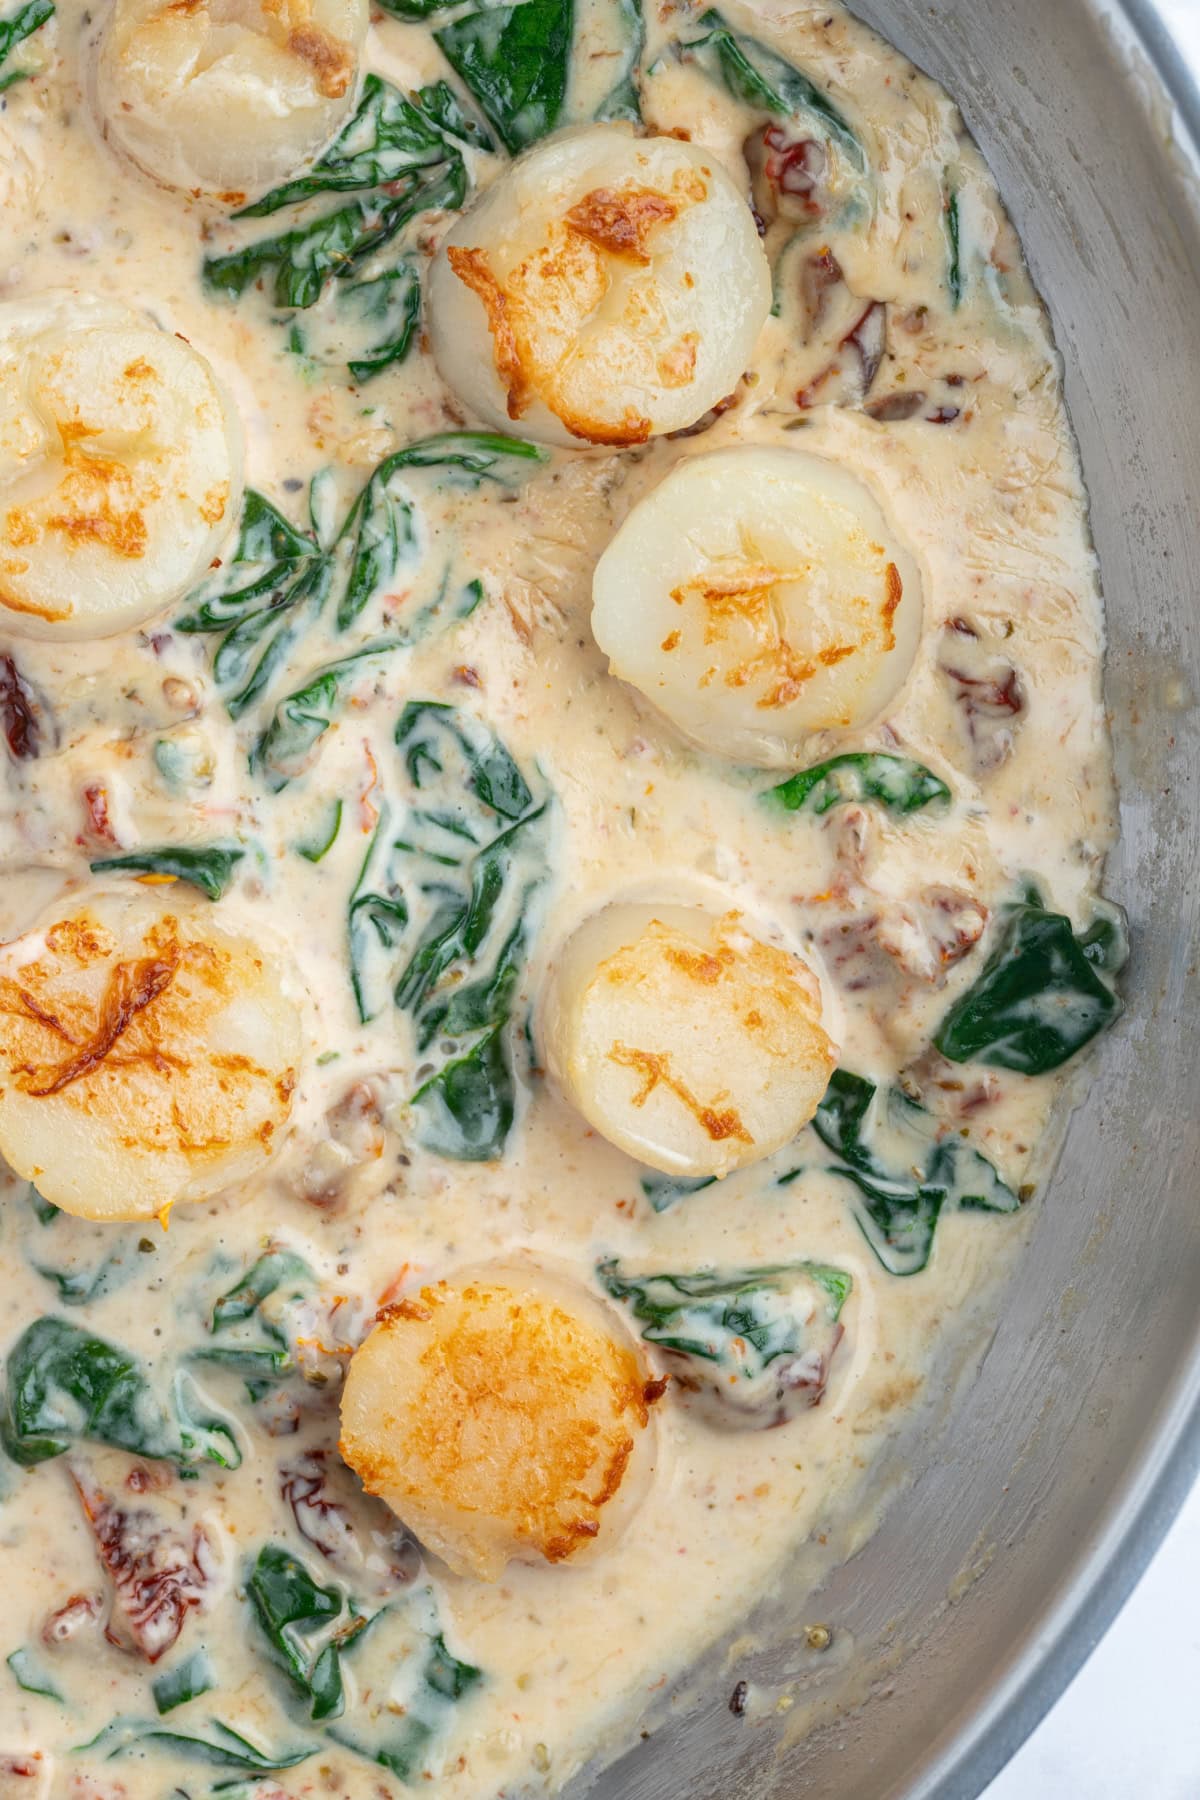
[{"left": 0, "top": 0, "right": 1115, "bottom": 1796}]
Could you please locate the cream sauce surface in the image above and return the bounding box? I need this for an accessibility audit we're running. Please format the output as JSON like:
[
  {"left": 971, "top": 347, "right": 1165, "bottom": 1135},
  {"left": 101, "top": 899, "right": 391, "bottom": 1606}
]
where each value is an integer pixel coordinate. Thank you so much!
[{"left": 0, "top": 0, "right": 1116, "bottom": 1796}]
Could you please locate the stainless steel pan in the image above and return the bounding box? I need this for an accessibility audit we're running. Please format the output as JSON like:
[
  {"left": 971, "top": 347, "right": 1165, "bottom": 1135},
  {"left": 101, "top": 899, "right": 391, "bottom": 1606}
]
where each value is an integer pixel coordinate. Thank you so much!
[{"left": 581, "top": 3, "right": 1200, "bottom": 1792}]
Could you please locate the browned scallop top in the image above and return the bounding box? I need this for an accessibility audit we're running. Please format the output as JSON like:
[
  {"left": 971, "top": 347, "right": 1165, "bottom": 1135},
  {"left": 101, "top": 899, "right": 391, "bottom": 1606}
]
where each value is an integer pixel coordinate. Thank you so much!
[{"left": 341, "top": 1278, "right": 663, "bottom": 1565}]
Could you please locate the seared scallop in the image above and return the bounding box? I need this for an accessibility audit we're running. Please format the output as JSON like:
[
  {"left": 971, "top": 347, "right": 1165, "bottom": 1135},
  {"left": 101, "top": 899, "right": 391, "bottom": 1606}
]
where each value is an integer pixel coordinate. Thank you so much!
[
  {"left": 339, "top": 1267, "right": 661, "bottom": 1581},
  {"left": 0, "top": 293, "right": 242, "bottom": 641},
  {"left": 96, "top": 0, "right": 368, "bottom": 199},
  {"left": 542, "top": 905, "right": 836, "bottom": 1178},
  {"left": 591, "top": 446, "right": 923, "bottom": 766},
  {"left": 0, "top": 889, "right": 303, "bottom": 1222},
  {"left": 428, "top": 125, "right": 771, "bottom": 448}
]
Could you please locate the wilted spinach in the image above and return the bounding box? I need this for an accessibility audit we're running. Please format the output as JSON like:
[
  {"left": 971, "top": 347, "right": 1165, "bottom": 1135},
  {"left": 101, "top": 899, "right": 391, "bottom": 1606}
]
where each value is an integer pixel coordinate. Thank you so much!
[
  {"left": 152, "top": 1647, "right": 217, "bottom": 1716},
  {"left": 327, "top": 1586, "right": 482, "bottom": 1781},
  {"left": 88, "top": 841, "right": 245, "bottom": 901},
  {"left": 677, "top": 9, "right": 864, "bottom": 167},
  {"left": 204, "top": 76, "right": 471, "bottom": 379},
  {"left": 346, "top": 704, "right": 550, "bottom": 1160},
  {"left": 763, "top": 752, "right": 949, "bottom": 818},
  {"left": 193, "top": 1248, "right": 316, "bottom": 1379},
  {"left": 246, "top": 1544, "right": 369, "bottom": 1722},
  {"left": 933, "top": 898, "right": 1125, "bottom": 1074},
  {"left": 0, "top": 0, "right": 52, "bottom": 92},
  {"left": 177, "top": 433, "right": 544, "bottom": 731},
  {"left": 811, "top": 1069, "right": 1017, "bottom": 1275},
  {"left": 7, "top": 1644, "right": 64, "bottom": 1702},
  {"left": 599, "top": 1259, "right": 851, "bottom": 1421},
  {"left": 596, "top": 0, "right": 644, "bottom": 122},
  {"left": 82, "top": 1716, "right": 314, "bottom": 1774},
  {"left": 252, "top": 640, "right": 401, "bottom": 791},
  {"left": 944, "top": 180, "right": 964, "bottom": 308},
  {"left": 435, "top": 0, "right": 574, "bottom": 154},
  {"left": 1, "top": 1317, "right": 239, "bottom": 1468}
]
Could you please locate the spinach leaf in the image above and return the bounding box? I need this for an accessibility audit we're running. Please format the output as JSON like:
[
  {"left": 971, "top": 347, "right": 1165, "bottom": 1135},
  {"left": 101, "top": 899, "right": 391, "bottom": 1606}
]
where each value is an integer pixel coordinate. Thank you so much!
[
  {"left": 638, "top": 1169, "right": 716, "bottom": 1214},
  {"left": 89, "top": 1716, "right": 315, "bottom": 1773},
  {"left": 235, "top": 75, "right": 453, "bottom": 217},
  {"left": 413, "top": 78, "right": 495, "bottom": 151},
  {"left": 375, "top": 0, "right": 459, "bottom": 16},
  {"left": 295, "top": 798, "right": 343, "bottom": 863},
  {"left": 88, "top": 842, "right": 245, "bottom": 902},
  {"left": 811, "top": 1069, "right": 1018, "bottom": 1275},
  {"left": 763, "top": 752, "right": 950, "bottom": 817},
  {"left": 204, "top": 76, "right": 467, "bottom": 380},
  {"left": 246, "top": 1544, "right": 368, "bottom": 1721},
  {"left": 596, "top": 0, "right": 644, "bottom": 123},
  {"left": 0, "top": 0, "right": 52, "bottom": 93},
  {"left": 176, "top": 487, "right": 331, "bottom": 721},
  {"left": 7, "top": 1644, "right": 64, "bottom": 1701},
  {"left": 33, "top": 1249, "right": 135, "bottom": 1307},
  {"left": 26, "top": 1182, "right": 59, "bottom": 1225},
  {"left": 1, "top": 1318, "right": 239, "bottom": 1468},
  {"left": 178, "top": 434, "right": 544, "bottom": 727},
  {"left": 348, "top": 805, "right": 412, "bottom": 1025},
  {"left": 933, "top": 900, "right": 1124, "bottom": 1074},
  {"left": 390, "top": 705, "right": 549, "bottom": 1160},
  {"left": 599, "top": 1257, "right": 849, "bottom": 1424},
  {"left": 327, "top": 1586, "right": 482, "bottom": 1781},
  {"left": 944, "top": 180, "right": 963, "bottom": 308},
  {"left": 681, "top": 9, "right": 864, "bottom": 167},
  {"left": 290, "top": 262, "right": 423, "bottom": 383},
  {"left": 336, "top": 432, "right": 544, "bottom": 632},
  {"left": 193, "top": 1249, "right": 316, "bottom": 1378},
  {"left": 152, "top": 1647, "right": 217, "bottom": 1716},
  {"left": 345, "top": 705, "right": 549, "bottom": 1158},
  {"left": 435, "top": 0, "right": 574, "bottom": 155},
  {"left": 253, "top": 640, "right": 402, "bottom": 791},
  {"left": 212, "top": 1249, "right": 314, "bottom": 1328}
]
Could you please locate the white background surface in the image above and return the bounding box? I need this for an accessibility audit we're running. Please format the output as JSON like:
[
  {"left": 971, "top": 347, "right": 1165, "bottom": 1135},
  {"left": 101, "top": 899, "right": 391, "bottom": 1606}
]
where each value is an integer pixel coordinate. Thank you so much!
[{"left": 981, "top": 2, "right": 1200, "bottom": 1795}]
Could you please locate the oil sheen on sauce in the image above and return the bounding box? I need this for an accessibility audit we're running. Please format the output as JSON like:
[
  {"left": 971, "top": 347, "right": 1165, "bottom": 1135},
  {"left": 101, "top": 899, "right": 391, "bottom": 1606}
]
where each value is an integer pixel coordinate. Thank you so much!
[{"left": 0, "top": 0, "right": 1116, "bottom": 1796}]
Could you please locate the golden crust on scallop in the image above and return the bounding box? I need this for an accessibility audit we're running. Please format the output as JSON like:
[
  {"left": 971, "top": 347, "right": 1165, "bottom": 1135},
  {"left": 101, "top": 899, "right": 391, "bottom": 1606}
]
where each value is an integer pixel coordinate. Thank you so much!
[
  {"left": 429, "top": 127, "right": 772, "bottom": 449},
  {"left": 0, "top": 891, "right": 302, "bottom": 1221},
  {"left": 339, "top": 1272, "right": 662, "bottom": 1581},
  {"left": 543, "top": 905, "right": 837, "bottom": 1178}
]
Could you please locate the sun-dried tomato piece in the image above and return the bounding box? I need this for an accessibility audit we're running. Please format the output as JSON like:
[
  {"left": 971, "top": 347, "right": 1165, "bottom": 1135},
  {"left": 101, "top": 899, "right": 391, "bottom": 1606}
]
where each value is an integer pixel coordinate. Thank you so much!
[
  {"left": 0, "top": 654, "right": 41, "bottom": 761},
  {"left": 70, "top": 1464, "right": 219, "bottom": 1662}
]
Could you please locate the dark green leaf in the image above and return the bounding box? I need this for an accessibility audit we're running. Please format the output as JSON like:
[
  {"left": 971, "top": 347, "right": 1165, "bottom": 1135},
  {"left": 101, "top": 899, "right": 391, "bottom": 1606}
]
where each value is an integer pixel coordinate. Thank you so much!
[
  {"left": 348, "top": 806, "right": 411, "bottom": 1025},
  {"left": 235, "top": 75, "right": 451, "bottom": 217},
  {"left": 375, "top": 0, "right": 459, "bottom": 16},
  {"left": 246, "top": 1545, "right": 367, "bottom": 1722},
  {"left": 1, "top": 1317, "right": 239, "bottom": 1468},
  {"left": 153, "top": 1648, "right": 217, "bottom": 1716},
  {"left": 7, "top": 1645, "right": 64, "bottom": 1701},
  {"left": 0, "top": 0, "right": 53, "bottom": 92},
  {"left": 326, "top": 1593, "right": 482, "bottom": 1781},
  {"left": 683, "top": 9, "right": 863, "bottom": 166},
  {"left": 933, "top": 902, "right": 1122, "bottom": 1074},
  {"left": 436, "top": 0, "right": 574, "bottom": 155},
  {"left": 344, "top": 265, "right": 423, "bottom": 382},
  {"left": 26, "top": 1182, "right": 59, "bottom": 1225},
  {"left": 599, "top": 1259, "right": 850, "bottom": 1418},
  {"left": 638, "top": 1169, "right": 717, "bottom": 1214},
  {"left": 944, "top": 181, "right": 963, "bottom": 308},
  {"left": 596, "top": 0, "right": 644, "bottom": 122},
  {"left": 763, "top": 752, "right": 950, "bottom": 817},
  {"left": 395, "top": 699, "right": 536, "bottom": 819},
  {"left": 211, "top": 1249, "right": 314, "bottom": 1329},
  {"left": 88, "top": 842, "right": 245, "bottom": 902},
  {"left": 810, "top": 1069, "right": 1017, "bottom": 1274},
  {"left": 295, "top": 798, "right": 343, "bottom": 863},
  {"left": 33, "top": 1250, "right": 134, "bottom": 1307},
  {"left": 95, "top": 1716, "right": 315, "bottom": 1773},
  {"left": 413, "top": 78, "right": 495, "bottom": 151},
  {"left": 252, "top": 641, "right": 402, "bottom": 791},
  {"left": 412, "top": 1023, "right": 515, "bottom": 1161}
]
